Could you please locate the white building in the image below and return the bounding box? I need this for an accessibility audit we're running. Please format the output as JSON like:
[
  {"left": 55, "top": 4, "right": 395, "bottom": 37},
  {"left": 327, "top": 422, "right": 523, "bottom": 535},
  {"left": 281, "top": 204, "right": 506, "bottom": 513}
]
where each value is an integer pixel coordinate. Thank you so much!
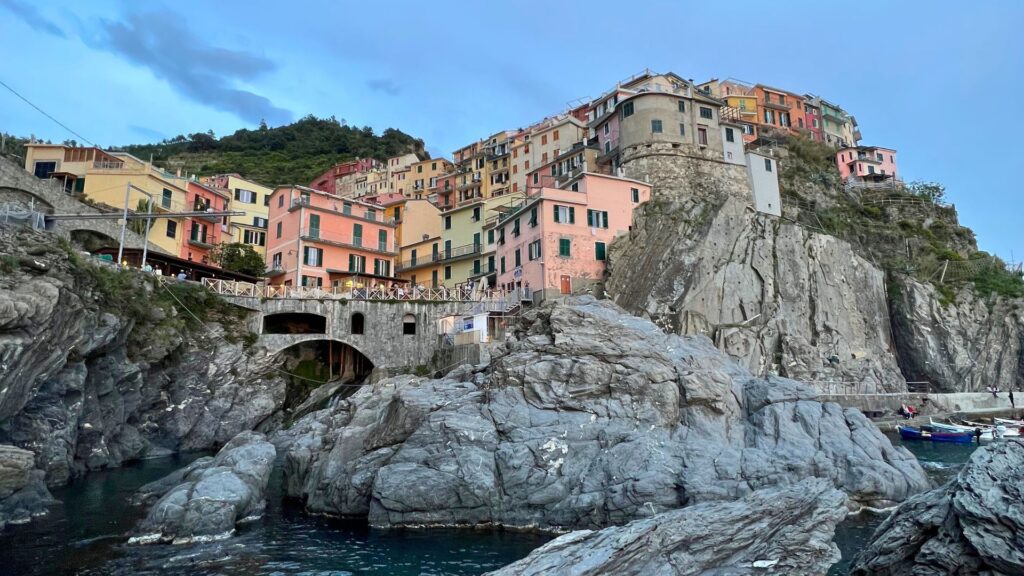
[{"left": 745, "top": 151, "right": 781, "bottom": 217}]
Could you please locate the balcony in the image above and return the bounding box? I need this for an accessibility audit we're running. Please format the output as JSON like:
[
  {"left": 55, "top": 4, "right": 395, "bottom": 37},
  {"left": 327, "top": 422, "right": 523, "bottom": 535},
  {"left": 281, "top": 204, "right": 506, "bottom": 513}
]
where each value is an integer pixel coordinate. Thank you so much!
[
  {"left": 188, "top": 233, "right": 214, "bottom": 248},
  {"left": 762, "top": 100, "right": 791, "bottom": 111},
  {"left": 92, "top": 160, "right": 126, "bottom": 170},
  {"left": 290, "top": 197, "right": 312, "bottom": 209},
  {"left": 266, "top": 265, "right": 286, "bottom": 277},
  {"left": 301, "top": 227, "right": 397, "bottom": 254},
  {"left": 395, "top": 242, "right": 482, "bottom": 271}
]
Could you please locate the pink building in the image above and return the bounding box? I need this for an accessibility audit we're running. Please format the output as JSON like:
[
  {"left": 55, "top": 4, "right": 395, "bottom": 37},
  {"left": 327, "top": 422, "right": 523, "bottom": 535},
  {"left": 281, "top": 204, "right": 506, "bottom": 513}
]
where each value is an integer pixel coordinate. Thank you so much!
[
  {"left": 493, "top": 173, "right": 651, "bottom": 300},
  {"left": 802, "top": 100, "right": 822, "bottom": 141},
  {"left": 836, "top": 146, "right": 898, "bottom": 181},
  {"left": 266, "top": 185, "right": 399, "bottom": 288},
  {"left": 181, "top": 181, "right": 230, "bottom": 266},
  {"left": 309, "top": 158, "right": 381, "bottom": 194}
]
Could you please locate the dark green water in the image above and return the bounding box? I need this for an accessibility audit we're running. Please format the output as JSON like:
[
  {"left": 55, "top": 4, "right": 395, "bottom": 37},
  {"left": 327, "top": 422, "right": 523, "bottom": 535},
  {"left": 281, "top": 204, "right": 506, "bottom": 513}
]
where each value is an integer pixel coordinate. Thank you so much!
[
  {"left": 3, "top": 435, "right": 980, "bottom": 575},
  {"left": 828, "top": 434, "right": 979, "bottom": 575},
  {"left": 3, "top": 452, "right": 548, "bottom": 576}
]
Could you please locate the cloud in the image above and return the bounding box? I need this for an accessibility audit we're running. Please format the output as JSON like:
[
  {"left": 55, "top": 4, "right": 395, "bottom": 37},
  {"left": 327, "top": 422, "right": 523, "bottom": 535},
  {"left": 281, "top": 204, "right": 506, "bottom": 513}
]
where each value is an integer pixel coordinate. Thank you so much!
[
  {"left": 0, "top": 0, "right": 66, "bottom": 38},
  {"left": 367, "top": 79, "right": 401, "bottom": 96},
  {"left": 93, "top": 10, "right": 292, "bottom": 125}
]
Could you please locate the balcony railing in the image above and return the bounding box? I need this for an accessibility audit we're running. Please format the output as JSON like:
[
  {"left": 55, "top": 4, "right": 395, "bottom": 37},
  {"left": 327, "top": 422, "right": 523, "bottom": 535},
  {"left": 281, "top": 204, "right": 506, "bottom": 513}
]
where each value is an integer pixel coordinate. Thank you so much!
[
  {"left": 92, "top": 160, "right": 126, "bottom": 170},
  {"left": 396, "top": 242, "right": 482, "bottom": 271},
  {"left": 301, "top": 227, "right": 397, "bottom": 254}
]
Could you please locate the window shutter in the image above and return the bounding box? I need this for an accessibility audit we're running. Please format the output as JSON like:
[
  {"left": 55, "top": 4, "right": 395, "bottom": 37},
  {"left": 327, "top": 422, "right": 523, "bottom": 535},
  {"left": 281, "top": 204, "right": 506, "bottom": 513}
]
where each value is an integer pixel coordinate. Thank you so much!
[
  {"left": 553, "top": 205, "right": 560, "bottom": 223},
  {"left": 587, "top": 210, "right": 593, "bottom": 227},
  {"left": 596, "top": 242, "right": 606, "bottom": 261},
  {"left": 568, "top": 207, "right": 575, "bottom": 224},
  {"left": 602, "top": 212, "right": 609, "bottom": 228}
]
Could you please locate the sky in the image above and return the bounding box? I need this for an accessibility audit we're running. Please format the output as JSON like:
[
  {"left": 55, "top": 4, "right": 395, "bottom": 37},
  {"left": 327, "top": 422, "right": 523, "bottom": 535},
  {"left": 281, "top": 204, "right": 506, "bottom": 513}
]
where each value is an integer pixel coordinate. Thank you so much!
[{"left": 0, "top": 0, "right": 1021, "bottom": 260}]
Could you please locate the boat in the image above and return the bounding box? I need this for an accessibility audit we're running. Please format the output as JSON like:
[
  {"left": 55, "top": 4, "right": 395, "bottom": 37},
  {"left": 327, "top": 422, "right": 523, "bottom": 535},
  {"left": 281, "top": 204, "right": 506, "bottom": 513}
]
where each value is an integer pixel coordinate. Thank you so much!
[
  {"left": 961, "top": 420, "right": 1019, "bottom": 438},
  {"left": 929, "top": 419, "right": 994, "bottom": 440},
  {"left": 995, "top": 417, "right": 1024, "bottom": 427},
  {"left": 898, "top": 425, "right": 974, "bottom": 444}
]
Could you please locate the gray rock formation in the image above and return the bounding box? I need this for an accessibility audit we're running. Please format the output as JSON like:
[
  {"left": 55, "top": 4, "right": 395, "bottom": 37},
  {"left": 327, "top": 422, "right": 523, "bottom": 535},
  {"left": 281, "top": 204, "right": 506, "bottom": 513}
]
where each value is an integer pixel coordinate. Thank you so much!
[
  {"left": 283, "top": 297, "right": 929, "bottom": 531},
  {"left": 0, "top": 444, "right": 54, "bottom": 529},
  {"left": 851, "top": 438, "right": 1024, "bottom": 575},
  {"left": 0, "top": 225, "right": 285, "bottom": 494},
  {"left": 131, "top": 431, "right": 275, "bottom": 544},
  {"left": 607, "top": 194, "right": 906, "bottom": 394},
  {"left": 890, "top": 278, "right": 1023, "bottom": 393},
  {"left": 485, "top": 478, "right": 846, "bottom": 576}
]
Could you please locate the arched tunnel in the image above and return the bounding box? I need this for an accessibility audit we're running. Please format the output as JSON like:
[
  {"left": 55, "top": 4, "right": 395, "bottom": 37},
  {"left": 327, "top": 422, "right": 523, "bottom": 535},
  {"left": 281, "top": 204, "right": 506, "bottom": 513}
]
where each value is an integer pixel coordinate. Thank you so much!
[{"left": 273, "top": 339, "right": 374, "bottom": 413}]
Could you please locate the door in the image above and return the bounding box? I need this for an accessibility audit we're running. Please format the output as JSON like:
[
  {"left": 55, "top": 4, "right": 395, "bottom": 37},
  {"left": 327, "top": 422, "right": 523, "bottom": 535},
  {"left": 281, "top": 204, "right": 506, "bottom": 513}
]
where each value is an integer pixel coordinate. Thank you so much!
[{"left": 560, "top": 275, "right": 571, "bottom": 294}]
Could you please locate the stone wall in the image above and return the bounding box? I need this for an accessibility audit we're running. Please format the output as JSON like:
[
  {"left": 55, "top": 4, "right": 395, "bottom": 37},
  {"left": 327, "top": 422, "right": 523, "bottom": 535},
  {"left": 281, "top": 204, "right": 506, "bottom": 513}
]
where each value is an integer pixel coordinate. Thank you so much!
[
  {"left": 235, "top": 297, "right": 469, "bottom": 374},
  {"left": 0, "top": 156, "right": 155, "bottom": 252}
]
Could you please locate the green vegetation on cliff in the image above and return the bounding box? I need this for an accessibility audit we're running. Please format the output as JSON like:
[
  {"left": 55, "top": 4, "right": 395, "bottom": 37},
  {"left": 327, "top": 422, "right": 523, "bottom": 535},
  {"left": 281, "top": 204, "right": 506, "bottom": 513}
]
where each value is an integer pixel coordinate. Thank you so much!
[{"left": 117, "top": 116, "right": 426, "bottom": 187}]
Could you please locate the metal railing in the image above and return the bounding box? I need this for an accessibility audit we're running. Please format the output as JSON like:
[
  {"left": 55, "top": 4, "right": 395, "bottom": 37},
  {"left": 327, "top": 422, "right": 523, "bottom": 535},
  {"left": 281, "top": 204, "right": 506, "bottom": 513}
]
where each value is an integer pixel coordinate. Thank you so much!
[
  {"left": 395, "top": 242, "right": 482, "bottom": 271},
  {"left": 301, "top": 227, "right": 397, "bottom": 253}
]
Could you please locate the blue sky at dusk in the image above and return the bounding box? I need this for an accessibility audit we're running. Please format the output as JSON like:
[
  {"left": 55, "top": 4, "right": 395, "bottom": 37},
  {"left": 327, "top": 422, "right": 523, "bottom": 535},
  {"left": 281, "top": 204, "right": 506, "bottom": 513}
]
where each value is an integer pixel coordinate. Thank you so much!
[{"left": 1, "top": 0, "right": 1020, "bottom": 259}]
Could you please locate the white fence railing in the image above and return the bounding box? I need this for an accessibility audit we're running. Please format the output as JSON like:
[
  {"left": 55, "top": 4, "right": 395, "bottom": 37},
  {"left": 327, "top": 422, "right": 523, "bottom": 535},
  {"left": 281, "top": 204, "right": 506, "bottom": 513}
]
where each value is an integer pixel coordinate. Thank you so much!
[{"left": 200, "top": 278, "right": 530, "bottom": 305}]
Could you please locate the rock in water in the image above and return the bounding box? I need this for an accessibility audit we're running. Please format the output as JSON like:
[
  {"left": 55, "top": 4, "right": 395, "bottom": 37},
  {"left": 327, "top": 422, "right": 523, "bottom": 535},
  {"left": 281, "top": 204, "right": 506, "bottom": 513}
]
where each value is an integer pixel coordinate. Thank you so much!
[
  {"left": 130, "top": 431, "right": 275, "bottom": 544},
  {"left": 851, "top": 438, "right": 1024, "bottom": 575},
  {"left": 485, "top": 479, "right": 846, "bottom": 576},
  {"left": 0, "top": 444, "right": 55, "bottom": 529},
  {"left": 284, "top": 297, "right": 929, "bottom": 530}
]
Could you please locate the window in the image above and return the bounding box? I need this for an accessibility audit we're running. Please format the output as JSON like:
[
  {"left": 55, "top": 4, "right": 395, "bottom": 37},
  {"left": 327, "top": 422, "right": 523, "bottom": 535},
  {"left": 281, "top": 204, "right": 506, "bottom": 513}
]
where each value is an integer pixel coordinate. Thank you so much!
[
  {"left": 679, "top": 123, "right": 686, "bottom": 136},
  {"left": 604, "top": 123, "right": 609, "bottom": 135},
  {"left": 276, "top": 222, "right": 282, "bottom": 238},
  {"left": 379, "top": 229, "right": 388, "bottom": 251},
  {"left": 571, "top": 182, "right": 579, "bottom": 192},
  {"left": 497, "top": 228, "right": 505, "bottom": 245},
  {"left": 514, "top": 248, "right": 521, "bottom": 268},
  {"left": 393, "top": 207, "right": 401, "bottom": 222},
  {"left": 473, "top": 232, "right": 481, "bottom": 249},
  {"left": 541, "top": 134, "right": 548, "bottom": 145},
  {"left": 553, "top": 205, "right": 575, "bottom": 224},
  {"left": 431, "top": 269, "right": 438, "bottom": 288},
  {"left": 876, "top": 152, "right": 884, "bottom": 162},
  {"left": 343, "top": 203, "right": 352, "bottom": 215},
  {"left": 487, "top": 255, "right": 495, "bottom": 272},
  {"left": 651, "top": 119, "right": 663, "bottom": 133},
  {"left": 700, "top": 107, "right": 713, "bottom": 119},
  {"left": 529, "top": 206, "right": 538, "bottom": 226},
  {"left": 253, "top": 216, "right": 268, "bottom": 228},
  {"left": 444, "top": 240, "right": 452, "bottom": 258},
  {"left": 698, "top": 127, "right": 708, "bottom": 146},
  {"left": 243, "top": 229, "right": 266, "bottom": 246},
  {"left": 764, "top": 158, "right": 773, "bottom": 172},
  {"left": 348, "top": 254, "right": 366, "bottom": 273},
  {"left": 553, "top": 129, "right": 559, "bottom": 140},
  {"left": 166, "top": 220, "right": 177, "bottom": 238},
  {"left": 410, "top": 248, "right": 417, "bottom": 265},
  {"left": 743, "top": 124, "right": 754, "bottom": 135},
  {"left": 278, "top": 194, "right": 284, "bottom": 208},
  {"left": 351, "top": 313, "right": 364, "bottom": 335},
  {"left": 303, "top": 246, "right": 323, "bottom": 266},
  {"left": 374, "top": 258, "right": 391, "bottom": 277},
  {"left": 353, "top": 223, "right": 363, "bottom": 247},
  {"left": 868, "top": 165, "right": 875, "bottom": 174},
  {"left": 631, "top": 188, "right": 640, "bottom": 203},
  {"left": 271, "top": 252, "right": 282, "bottom": 269},
  {"left": 764, "top": 109, "right": 775, "bottom": 124},
  {"left": 33, "top": 161, "right": 56, "bottom": 179},
  {"left": 472, "top": 206, "right": 481, "bottom": 221},
  {"left": 301, "top": 275, "right": 323, "bottom": 287},
  {"left": 444, "top": 215, "right": 452, "bottom": 230},
  {"left": 595, "top": 241, "right": 607, "bottom": 261},
  {"left": 558, "top": 238, "right": 571, "bottom": 257},
  {"left": 798, "top": 118, "right": 804, "bottom": 128},
  {"left": 487, "top": 229, "right": 494, "bottom": 244},
  {"left": 308, "top": 214, "right": 320, "bottom": 237},
  {"left": 365, "top": 209, "right": 377, "bottom": 221},
  {"left": 417, "top": 165, "right": 423, "bottom": 173},
  {"left": 725, "top": 127, "right": 735, "bottom": 143},
  {"left": 473, "top": 259, "right": 481, "bottom": 275},
  {"left": 162, "top": 188, "right": 173, "bottom": 209},
  {"left": 528, "top": 240, "right": 541, "bottom": 260},
  {"left": 812, "top": 118, "right": 819, "bottom": 128},
  {"left": 264, "top": 195, "right": 270, "bottom": 207},
  {"left": 605, "top": 141, "right": 611, "bottom": 153},
  {"left": 621, "top": 101, "right": 634, "bottom": 117},
  {"left": 587, "top": 210, "right": 609, "bottom": 229},
  {"left": 500, "top": 256, "right": 506, "bottom": 274},
  {"left": 403, "top": 313, "right": 416, "bottom": 335},
  {"left": 678, "top": 100, "right": 686, "bottom": 113},
  {"left": 234, "top": 188, "right": 257, "bottom": 204}
]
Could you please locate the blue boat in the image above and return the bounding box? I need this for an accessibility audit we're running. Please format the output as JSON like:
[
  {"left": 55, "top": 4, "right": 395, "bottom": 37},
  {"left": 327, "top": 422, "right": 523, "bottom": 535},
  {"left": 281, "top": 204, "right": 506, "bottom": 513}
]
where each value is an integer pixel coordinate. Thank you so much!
[{"left": 898, "top": 425, "right": 974, "bottom": 444}]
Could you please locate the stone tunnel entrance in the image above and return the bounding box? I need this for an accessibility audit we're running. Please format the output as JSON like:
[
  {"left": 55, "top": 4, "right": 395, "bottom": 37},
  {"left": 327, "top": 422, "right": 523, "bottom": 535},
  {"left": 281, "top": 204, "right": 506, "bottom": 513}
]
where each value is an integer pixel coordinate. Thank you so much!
[
  {"left": 274, "top": 339, "right": 374, "bottom": 415},
  {"left": 263, "top": 312, "right": 328, "bottom": 334}
]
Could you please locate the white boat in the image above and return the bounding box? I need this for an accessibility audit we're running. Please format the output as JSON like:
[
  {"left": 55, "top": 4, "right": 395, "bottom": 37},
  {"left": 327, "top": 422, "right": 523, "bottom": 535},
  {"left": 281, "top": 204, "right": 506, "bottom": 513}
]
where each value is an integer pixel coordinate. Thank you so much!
[
  {"left": 995, "top": 417, "right": 1024, "bottom": 427},
  {"left": 929, "top": 419, "right": 994, "bottom": 440},
  {"left": 962, "top": 420, "right": 1019, "bottom": 438}
]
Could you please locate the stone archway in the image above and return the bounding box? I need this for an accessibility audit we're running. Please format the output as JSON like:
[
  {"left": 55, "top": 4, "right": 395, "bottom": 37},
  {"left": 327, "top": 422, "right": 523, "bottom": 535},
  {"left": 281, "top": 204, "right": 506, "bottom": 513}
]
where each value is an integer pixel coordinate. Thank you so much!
[
  {"left": 263, "top": 312, "right": 328, "bottom": 334},
  {"left": 0, "top": 186, "right": 57, "bottom": 214},
  {"left": 271, "top": 338, "right": 375, "bottom": 411}
]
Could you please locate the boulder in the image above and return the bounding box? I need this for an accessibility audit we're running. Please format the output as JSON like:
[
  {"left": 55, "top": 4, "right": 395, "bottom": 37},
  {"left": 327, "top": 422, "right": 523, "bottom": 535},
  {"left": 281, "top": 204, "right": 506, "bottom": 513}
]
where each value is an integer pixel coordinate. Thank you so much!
[
  {"left": 284, "top": 298, "right": 929, "bottom": 531},
  {"left": 130, "top": 431, "right": 275, "bottom": 544},
  {"left": 851, "top": 438, "right": 1024, "bottom": 575},
  {"left": 0, "top": 444, "right": 54, "bottom": 529},
  {"left": 485, "top": 479, "right": 846, "bottom": 576}
]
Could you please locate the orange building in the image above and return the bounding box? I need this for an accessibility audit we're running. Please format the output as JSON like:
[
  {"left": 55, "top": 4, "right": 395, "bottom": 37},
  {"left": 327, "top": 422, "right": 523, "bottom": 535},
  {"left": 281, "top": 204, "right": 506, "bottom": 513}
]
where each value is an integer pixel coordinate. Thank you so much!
[
  {"left": 180, "top": 180, "right": 231, "bottom": 266},
  {"left": 754, "top": 85, "right": 805, "bottom": 138},
  {"left": 266, "top": 185, "right": 399, "bottom": 289}
]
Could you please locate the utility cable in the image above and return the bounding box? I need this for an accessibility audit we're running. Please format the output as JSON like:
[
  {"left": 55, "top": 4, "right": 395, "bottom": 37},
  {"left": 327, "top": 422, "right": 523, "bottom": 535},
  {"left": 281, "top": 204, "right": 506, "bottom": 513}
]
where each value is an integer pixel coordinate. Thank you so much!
[{"left": 0, "top": 78, "right": 96, "bottom": 147}]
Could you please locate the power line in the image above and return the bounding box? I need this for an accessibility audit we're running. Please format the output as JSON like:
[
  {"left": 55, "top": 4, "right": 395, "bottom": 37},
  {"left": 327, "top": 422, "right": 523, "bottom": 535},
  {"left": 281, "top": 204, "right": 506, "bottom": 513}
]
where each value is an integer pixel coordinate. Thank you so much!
[{"left": 0, "top": 77, "right": 95, "bottom": 146}]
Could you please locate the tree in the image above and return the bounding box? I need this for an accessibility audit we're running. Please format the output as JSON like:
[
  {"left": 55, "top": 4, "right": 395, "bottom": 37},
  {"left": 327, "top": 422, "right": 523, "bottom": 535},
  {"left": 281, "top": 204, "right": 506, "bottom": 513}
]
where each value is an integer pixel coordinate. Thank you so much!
[
  {"left": 210, "top": 242, "right": 266, "bottom": 276},
  {"left": 128, "top": 199, "right": 151, "bottom": 234},
  {"left": 907, "top": 181, "right": 946, "bottom": 204}
]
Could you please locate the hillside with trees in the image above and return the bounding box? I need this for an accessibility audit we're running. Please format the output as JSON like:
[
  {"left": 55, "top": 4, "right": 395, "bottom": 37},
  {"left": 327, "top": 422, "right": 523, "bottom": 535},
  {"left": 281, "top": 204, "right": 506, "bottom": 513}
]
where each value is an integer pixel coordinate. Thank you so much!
[{"left": 118, "top": 115, "right": 427, "bottom": 187}]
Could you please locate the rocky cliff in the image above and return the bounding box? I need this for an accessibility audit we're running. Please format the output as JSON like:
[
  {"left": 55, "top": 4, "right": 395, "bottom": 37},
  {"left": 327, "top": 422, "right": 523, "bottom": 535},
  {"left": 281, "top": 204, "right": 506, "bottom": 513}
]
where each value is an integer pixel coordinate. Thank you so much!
[
  {"left": 607, "top": 139, "right": 1023, "bottom": 394},
  {"left": 280, "top": 297, "right": 929, "bottom": 531},
  {"left": 0, "top": 225, "right": 285, "bottom": 527},
  {"left": 851, "top": 438, "right": 1024, "bottom": 575}
]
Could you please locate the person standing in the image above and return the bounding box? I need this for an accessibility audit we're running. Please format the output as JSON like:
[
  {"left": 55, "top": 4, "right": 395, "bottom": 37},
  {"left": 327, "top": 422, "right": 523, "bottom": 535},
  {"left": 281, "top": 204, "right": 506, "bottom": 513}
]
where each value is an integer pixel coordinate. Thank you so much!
[
  {"left": 974, "top": 428, "right": 983, "bottom": 444},
  {"left": 1010, "top": 389, "right": 1016, "bottom": 410}
]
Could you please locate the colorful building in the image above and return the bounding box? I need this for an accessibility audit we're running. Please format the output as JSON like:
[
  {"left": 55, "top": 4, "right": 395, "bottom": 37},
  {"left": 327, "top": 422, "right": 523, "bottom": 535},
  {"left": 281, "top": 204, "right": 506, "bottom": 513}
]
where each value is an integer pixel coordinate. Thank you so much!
[
  {"left": 754, "top": 85, "right": 805, "bottom": 139},
  {"left": 23, "top": 144, "right": 193, "bottom": 256},
  {"left": 266, "top": 185, "right": 399, "bottom": 289},
  {"left": 510, "top": 115, "right": 587, "bottom": 195},
  {"left": 400, "top": 158, "right": 454, "bottom": 199},
  {"left": 201, "top": 173, "right": 272, "bottom": 256},
  {"left": 835, "top": 146, "right": 898, "bottom": 181},
  {"left": 180, "top": 180, "right": 230, "bottom": 266},
  {"left": 814, "top": 97, "right": 860, "bottom": 148},
  {"left": 493, "top": 172, "right": 651, "bottom": 301},
  {"left": 697, "top": 79, "right": 758, "bottom": 141},
  {"left": 308, "top": 158, "right": 382, "bottom": 195}
]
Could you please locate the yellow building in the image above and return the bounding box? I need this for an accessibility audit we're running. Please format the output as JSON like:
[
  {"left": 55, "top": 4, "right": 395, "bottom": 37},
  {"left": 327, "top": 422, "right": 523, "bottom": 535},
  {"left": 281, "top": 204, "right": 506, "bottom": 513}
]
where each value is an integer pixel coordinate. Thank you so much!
[
  {"left": 510, "top": 115, "right": 587, "bottom": 193},
  {"left": 201, "top": 174, "right": 272, "bottom": 256},
  {"left": 23, "top": 144, "right": 192, "bottom": 255},
  {"left": 403, "top": 158, "right": 454, "bottom": 199}
]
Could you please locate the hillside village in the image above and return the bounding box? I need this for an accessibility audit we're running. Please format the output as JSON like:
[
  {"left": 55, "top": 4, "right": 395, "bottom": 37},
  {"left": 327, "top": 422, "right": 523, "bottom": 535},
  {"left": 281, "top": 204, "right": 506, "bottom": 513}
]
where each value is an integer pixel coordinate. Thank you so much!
[{"left": 15, "top": 70, "right": 892, "bottom": 299}]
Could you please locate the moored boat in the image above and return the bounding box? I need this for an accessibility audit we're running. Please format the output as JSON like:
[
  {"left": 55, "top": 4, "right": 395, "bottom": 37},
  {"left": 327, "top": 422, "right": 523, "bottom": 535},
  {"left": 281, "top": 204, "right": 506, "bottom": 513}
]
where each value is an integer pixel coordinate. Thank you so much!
[
  {"left": 898, "top": 425, "right": 974, "bottom": 444},
  {"left": 929, "top": 419, "right": 994, "bottom": 440}
]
